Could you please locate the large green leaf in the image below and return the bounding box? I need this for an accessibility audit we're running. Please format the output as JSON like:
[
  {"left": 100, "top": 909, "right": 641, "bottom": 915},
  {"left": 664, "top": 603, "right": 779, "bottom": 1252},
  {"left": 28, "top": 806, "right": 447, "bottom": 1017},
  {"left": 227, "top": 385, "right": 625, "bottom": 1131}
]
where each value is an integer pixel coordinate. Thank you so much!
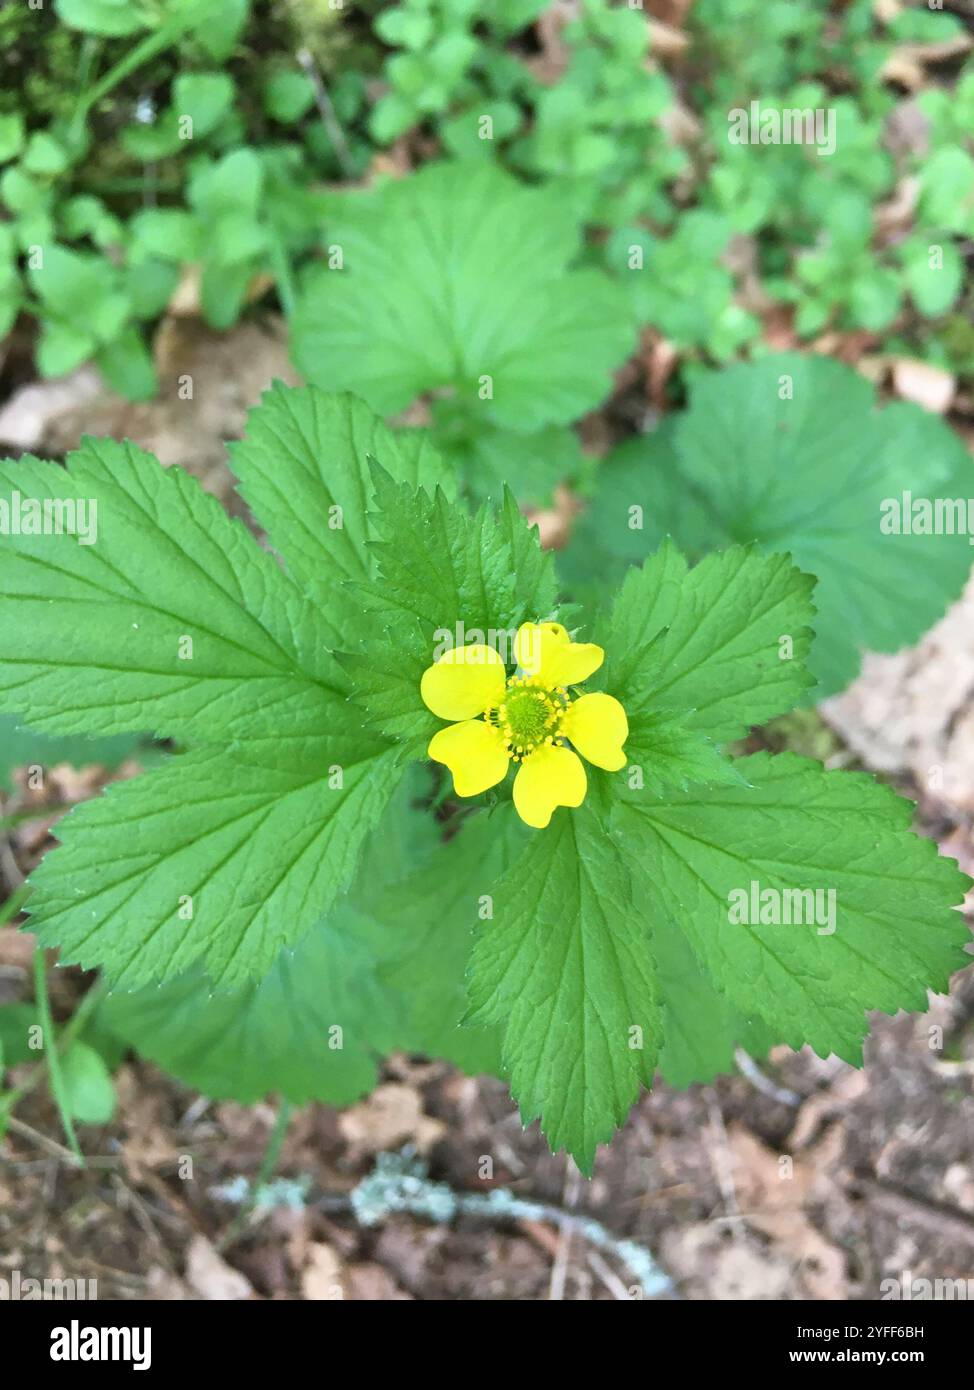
[
  {"left": 227, "top": 385, "right": 453, "bottom": 610},
  {"left": 291, "top": 161, "right": 636, "bottom": 433},
  {"left": 616, "top": 751, "right": 971, "bottom": 1064},
  {"left": 0, "top": 442, "right": 348, "bottom": 753},
  {"left": 466, "top": 802, "right": 661, "bottom": 1174},
  {"left": 28, "top": 744, "right": 403, "bottom": 988},
  {"left": 572, "top": 355, "right": 974, "bottom": 697}
]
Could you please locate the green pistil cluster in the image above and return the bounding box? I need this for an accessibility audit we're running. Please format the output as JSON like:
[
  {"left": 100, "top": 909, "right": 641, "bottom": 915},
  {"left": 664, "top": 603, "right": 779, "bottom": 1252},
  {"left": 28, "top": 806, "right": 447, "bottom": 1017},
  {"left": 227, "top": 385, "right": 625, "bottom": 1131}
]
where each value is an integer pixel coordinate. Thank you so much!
[{"left": 486, "top": 675, "right": 570, "bottom": 762}]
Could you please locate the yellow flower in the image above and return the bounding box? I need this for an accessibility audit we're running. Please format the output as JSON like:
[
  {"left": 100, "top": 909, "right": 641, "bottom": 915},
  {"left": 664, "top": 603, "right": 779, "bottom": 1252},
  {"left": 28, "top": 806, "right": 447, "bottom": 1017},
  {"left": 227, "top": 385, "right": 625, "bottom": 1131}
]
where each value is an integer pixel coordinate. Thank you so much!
[{"left": 420, "top": 621, "right": 629, "bottom": 829}]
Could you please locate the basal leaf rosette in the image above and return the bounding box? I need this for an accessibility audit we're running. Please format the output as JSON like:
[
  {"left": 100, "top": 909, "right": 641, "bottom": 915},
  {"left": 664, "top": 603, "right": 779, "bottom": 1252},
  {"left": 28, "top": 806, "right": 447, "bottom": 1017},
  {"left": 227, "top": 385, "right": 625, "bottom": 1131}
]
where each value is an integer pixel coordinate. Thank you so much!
[{"left": 421, "top": 622, "right": 628, "bottom": 828}]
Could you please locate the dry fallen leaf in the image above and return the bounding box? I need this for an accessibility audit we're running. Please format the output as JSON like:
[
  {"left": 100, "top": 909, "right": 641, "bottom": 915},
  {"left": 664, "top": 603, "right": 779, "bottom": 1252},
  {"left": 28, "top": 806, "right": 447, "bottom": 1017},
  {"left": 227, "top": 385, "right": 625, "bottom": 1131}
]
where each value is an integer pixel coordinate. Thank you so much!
[
  {"left": 300, "top": 1242, "right": 345, "bottom": 1301},
  {"left": 338, "top": 1082, "right": 446, "bottom": 1155},
  {"left": 891, "top": 358, "right": 956, "bottom": 415},
  {"left": 726, "top": 1125, "right": 848, "bottom": 1300},
  {"left": 343, "top": 1261, "right": 413, "bottom": 1301},
  {"left": 0, "top": 367, "right": 104, "bottom": 451},
  {"left": 185, "top": 1234, "right": 255, "bottom": 1301}
]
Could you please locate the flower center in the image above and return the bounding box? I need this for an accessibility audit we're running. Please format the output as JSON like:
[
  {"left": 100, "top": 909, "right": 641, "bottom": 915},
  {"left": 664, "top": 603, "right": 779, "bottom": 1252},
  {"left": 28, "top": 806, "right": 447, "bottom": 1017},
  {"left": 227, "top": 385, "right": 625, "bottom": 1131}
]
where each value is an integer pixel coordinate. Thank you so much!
[{"left": 487, "top": 676, "right": 570, "bottom": 761}]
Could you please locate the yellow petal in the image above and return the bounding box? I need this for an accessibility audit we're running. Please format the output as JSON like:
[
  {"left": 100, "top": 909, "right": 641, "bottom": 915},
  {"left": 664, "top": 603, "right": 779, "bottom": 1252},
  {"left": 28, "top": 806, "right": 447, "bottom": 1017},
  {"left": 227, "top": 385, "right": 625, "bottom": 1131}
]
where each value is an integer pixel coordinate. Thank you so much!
[
  {"left": 420, "top": 644, "right": 506, "bottom": 721},
  {"left": 513, "top": 745, "right": 586, "bottom": 829},
  {"left": 562, "top": 693, "right": 629, "bottom": 772},
  {"left": 428, "top": 719, "right": 510, "bottom": 797},
  {"left": 514, "top": 621, "right": 604, "bottom": 688}
]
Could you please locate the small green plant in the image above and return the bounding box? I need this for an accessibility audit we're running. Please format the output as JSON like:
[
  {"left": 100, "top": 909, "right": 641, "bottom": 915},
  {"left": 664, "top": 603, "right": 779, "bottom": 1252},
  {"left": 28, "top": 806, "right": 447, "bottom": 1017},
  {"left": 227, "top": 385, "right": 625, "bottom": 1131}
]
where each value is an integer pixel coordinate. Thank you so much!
[
  {"left": 291, "top": 160, "right": 636, "bottom": 504},
  {"left": 0, "top": 944, "right": 117, "bottom": 1152},
  {"left": 0, "top": 384, "right": 969, "bottom": 1171},
  {"left": 0, "top": 0, "right": 354, "bottom": 396},
  {"left": 369, "top": 0, "right": 543, "bottom": 150},
  {"left": 509, "top": 0, "right": 683, "bottom": 230}
]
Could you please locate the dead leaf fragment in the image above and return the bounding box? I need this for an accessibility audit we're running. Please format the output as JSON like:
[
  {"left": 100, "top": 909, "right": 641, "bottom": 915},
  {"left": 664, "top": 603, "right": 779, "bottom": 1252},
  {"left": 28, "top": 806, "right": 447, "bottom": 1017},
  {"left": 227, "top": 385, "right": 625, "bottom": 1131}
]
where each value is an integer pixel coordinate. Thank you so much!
[
  {"left": 300, "top": 1242, "right": 345, "bottom": 1301},
  {"left": 338, "top": 1082, "right": 446, "bottom": 1155},
  {"left": 185, "top": 1235, "right": 255, "bottom": 1301},
  {"left": 892, "top": 358, "right": 956, "bottom": 415}
]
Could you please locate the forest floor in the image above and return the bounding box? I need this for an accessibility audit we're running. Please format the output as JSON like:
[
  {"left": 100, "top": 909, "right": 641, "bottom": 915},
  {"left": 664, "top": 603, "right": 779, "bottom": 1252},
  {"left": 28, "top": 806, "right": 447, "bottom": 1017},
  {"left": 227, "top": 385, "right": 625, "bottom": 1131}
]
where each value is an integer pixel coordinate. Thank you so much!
[{"left": 0, "top": 319, "right": 972, "bottom": 1301}]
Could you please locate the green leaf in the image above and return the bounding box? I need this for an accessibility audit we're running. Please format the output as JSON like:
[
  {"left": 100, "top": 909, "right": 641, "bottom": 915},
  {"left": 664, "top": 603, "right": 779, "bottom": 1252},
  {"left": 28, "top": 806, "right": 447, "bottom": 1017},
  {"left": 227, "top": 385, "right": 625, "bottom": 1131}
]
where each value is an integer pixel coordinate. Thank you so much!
[
  {"left": 441, "top": 101, "right": 522, "bottom": 158},
  {"left": 189, "top": 148, "right": 263, "bottom": 219},
  {"left": 600, "top": 355, "right": 974, "bottom": 696},
  {"left": 344, "top": 471, "right": 556, "bottom": 751},
  {"left": 56, "top": 0, "right": 152, "bottom": 38},
  {"left": 100, "top": 924, "right": 400, "bottom": 1105},
  {"left": 61, "top": 1041, "right": 115, "bottom": 1125},
  {"left": 95, "top": 327, "right": 157, "bottom": 401},
  {"left": 189, "top": 0, "right": 250, "bottom": 62},
  {"left": 488, "top": 0, "right": 549, "bottom": 36},
  {"left": 129, "top": 209, "right": 202, "bottom": 263},
  {"left": 901, "top": 236, "right": 963, "bottom": 317},
  {"left": 848, "top": 267, "right": 901, "bottom": 332},
  {"left": 29, "top": 246, "right": 126, "bottom": 341},
  {"left": 0, "top": 113, "right": 26, "bottom": 163},
  {"left": 616, "top": 751, "right": 972, "bottom": 1064},
  {"left": 376, "top": 808, "right": 522, "bottom": 1077},
  {"left": 0, "top": 1002, "right": 41, "bottom": 1065},
  {"left": 369, "top": 92, "right": 419, "bottom": 144},
  {"left": 375, "top": 6, "right": 436, "bottom": 50},
  {"left": 171, "top": 72, "right": 235, "bottom": 138},
  {"left": 291, "top": 161, "right": 636, "bottom": 432},
  {"left": 652, "top": 907, "right": 778, "bottom": 1089},
  {"left": 124, "top": 256, "right": 179, "bottom": 319},
  {"left": 434, "top": 413, "right": 581, "bottom": 507},
  {"left": 604, "top": 541, "right": 817, "bottom": 748},
  {"left": 121, "top": 113, "right": 185, "bottom": 162},
  {"left": 466, "top": 802, "right": 661, "bottom": 1174},
  {"left": 620, "top": 709, "right": 750, "bottom": 796},
  {"left": 28, "top": 742, "right": 402, "bottom": 988},
  {"left": 227, "top": 384, "right": 455, "bottom": 613},
  {"left": 0, "top": 441, "right": 353, "bottom": 753},
  {"left": 557, "top": 418, "right": 715, "bottom": 605},
  {"left": 199, "top": 259, "right": 252, "bottom": 329},
  {"left": 97, "top": 777, "right": 437, "bottom": 1103},
  {"left": 262, "top": 70, "right": 316, "bottom": 124},
  {"left": 22, "top": 133, "right": 72, "bottom": 177},
  {"left": 36, "top": 320, "right": 95, "bottom": 378}
]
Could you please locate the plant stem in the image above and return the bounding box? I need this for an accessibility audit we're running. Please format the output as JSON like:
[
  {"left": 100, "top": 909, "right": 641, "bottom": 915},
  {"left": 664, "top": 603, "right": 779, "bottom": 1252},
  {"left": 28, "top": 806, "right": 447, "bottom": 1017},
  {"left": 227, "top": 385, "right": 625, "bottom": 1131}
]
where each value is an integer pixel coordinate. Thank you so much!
[
  {"left": 0, "top": 883, "right": 30, "bottom": 927},
  {"left": 297, "top": 47, "right": 355, "bottom": 178},
  {"left": 268, "top": 235, "right": 296, "bottom": 318},
  {"left": 2, "top": 975, "right": 105, "bottom": 1119},
  {"left": 219, "top": 1099, "right": 293, "bottom": 1249},
  {"left": 32, "top": 948, "right": 83, "bottom": 1164},
  {"left": 70, "top": 14, "right": 198, "bottom": 138}
]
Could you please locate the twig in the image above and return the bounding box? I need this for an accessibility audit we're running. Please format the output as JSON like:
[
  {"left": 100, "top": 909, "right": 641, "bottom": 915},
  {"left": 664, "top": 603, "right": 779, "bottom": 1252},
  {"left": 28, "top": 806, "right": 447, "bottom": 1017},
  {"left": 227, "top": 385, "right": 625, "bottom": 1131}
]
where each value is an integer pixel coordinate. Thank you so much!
[
  {"left": 587, "top": 1248, "right": 634, "bottom": 1301},
  {"left": 3, "top": 1114, "right": 85, "bottom": 1166},
  {"left": 296, "top": 47, "right": 355, "bottom": 178},
  {"left": 549, "top": 1158, "right": 582, "bottom": 1300},
  {"left": 706, "top": 1088, "right": 743, "bottom": 1232},
  {"left": 735, "top": 1048, "right": 802, "bottom": 1107},
  {"left": 0, "top": 791, "right": 25, "bottom": 889},
  {"left": 216, "top": 1150, "right": 672, "bottom": 1296}
]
